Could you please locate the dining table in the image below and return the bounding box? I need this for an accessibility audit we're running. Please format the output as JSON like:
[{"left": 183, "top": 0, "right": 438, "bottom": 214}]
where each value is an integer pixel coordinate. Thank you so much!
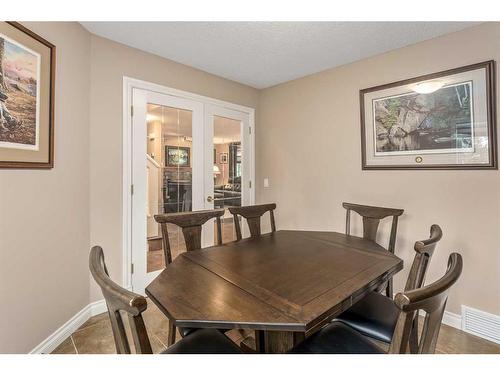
[{"left": 145, "top": 229, "right": 403, "bottom": 353}]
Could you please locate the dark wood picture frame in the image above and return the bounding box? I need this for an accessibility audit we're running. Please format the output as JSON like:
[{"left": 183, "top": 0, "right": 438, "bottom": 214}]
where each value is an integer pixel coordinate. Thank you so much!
[
  {"left": 219, "top": 152, "right": 228, "bottom": 164},
  {"left": 228, "top": 142, "right": 241, "bottom": 181},
  {"left": 166, "top": 146, "right": 190, "bottom": 167},
  {"left": 360, "top": 60, "right": 497, "bottom": 170},
  {"left": 0, "top": 22, "right": 56, "bottom": 169}
]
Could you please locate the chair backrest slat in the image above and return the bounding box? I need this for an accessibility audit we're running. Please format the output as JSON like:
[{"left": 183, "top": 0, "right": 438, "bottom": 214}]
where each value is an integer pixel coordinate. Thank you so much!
[
  {"left": 343, "top": 202, "right": 404, "bottom": 253},
  {"left": 154, "top": 209, "right": 225, "bottom": 265},
  {"left": 389, "top": 253, "right": 463, "bottom": 354},
  {"left": 405, "top": 224, "right": 443, "bottom": 291},
  {"left": 228, "top": 203, "right": 277, "bottom": 240},
  {"left": 89, "top": 246, "right": 153, "bottom": 354}
]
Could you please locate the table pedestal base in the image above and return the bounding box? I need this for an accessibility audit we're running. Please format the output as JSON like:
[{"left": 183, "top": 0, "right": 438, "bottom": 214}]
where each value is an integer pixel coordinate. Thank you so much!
[{"left": 264, "top": 331, "right": 305, "bottom": 353}]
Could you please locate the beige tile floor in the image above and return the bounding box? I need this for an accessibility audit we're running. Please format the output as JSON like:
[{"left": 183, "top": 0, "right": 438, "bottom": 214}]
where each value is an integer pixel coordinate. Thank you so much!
[
  {"left": 51, "top": 300, "right": 500, "bottom": 354},
  {"left": 51, "top": 300, "right": 249, "bottom": 354}
]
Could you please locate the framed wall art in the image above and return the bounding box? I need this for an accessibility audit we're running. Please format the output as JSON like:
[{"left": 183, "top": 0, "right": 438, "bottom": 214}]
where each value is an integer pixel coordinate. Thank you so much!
[
  {"left": 166, "top": 145, "right": 190, "bottom": 167},
  {"left": 219, "top": 152, "right": 228, "bottom": 164},
  {"left": 360, "top": 61, "right": 496, "bottom": 170},
  {"left": 0, "top": 22, "right": 55, "bottom": 168}
]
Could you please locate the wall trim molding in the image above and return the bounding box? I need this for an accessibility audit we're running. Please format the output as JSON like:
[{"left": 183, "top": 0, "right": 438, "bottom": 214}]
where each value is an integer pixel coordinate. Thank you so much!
[
  {"left": 418, "top": 309, "right": 462, "bottom": 330},
  {"left": 420, "top": 308, "right": 500, "bottom": 344},
  {"left": 442, "top": 310, "right": 462, "bottom": 330},
  {"left": 405, "top": 296, "right": 500, "bottom": 344},
  {"left": 30, "top": 299, "right": 106, "bottom": 354}
]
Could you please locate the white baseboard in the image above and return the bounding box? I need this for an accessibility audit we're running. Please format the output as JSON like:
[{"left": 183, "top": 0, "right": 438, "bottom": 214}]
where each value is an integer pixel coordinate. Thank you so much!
[
  {"left": 419, "top": 307, "right": 500, "bottom": 344},
  {"left": 418, "top": 309, "right": 461, "bottom": 330},
  {"left": 442, "top": 310, "right": 462, "bottom": 330},
  {"left": 89, "top": 299, "right": 107, "bottom": 316},
  {"left": 30, "top": 299, "right": 106, "bottom": 354}
]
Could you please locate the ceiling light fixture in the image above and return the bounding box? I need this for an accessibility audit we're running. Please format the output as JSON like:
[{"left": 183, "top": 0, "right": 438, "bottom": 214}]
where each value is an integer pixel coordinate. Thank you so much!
[{"left": 146, "top": 114, "right": 160, "bottom": 122}]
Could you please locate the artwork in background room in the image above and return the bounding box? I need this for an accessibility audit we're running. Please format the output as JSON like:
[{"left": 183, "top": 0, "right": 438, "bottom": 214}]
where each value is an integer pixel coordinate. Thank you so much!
[
  {"left": 360, "top": 61, "right": 496, "bottom": 169},
  {"left": 219, "top": 152, "right": 228, "bottom": 164},
  {"left": 0, "top": 22, "right": 55, "bottom": 168},
  {"left": 166, "top": 145, "right": 190, "bottom": 167}
]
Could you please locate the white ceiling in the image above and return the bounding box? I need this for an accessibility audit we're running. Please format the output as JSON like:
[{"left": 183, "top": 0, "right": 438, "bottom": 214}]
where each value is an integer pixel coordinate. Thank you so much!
[{"left": 81, "top": 22, "right": 480, "bottom": 89}]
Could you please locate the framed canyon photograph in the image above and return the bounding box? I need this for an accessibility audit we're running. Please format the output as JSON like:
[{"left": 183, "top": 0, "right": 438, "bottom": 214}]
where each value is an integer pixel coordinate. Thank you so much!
[
  {"left": 166, "top": 146, "right": 190, "bottom": 167},
  {"left": 360, "top": 61, "right": 496, "bottom": 170},
  {"left": 0, "top": 22, "right": 55, "bottom": 168}
]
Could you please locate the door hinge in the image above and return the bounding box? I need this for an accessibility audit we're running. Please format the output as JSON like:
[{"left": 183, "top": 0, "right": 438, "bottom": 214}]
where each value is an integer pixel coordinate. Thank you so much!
[
  {"left": 249, "top": 180, "right": 252, "bottom": 189},
  {"left": 131, "top": 263, "right": 134, "bottom": 274},
  {"left": 249, "top": 127, "right": 252, "bottom": 135},
  {"left": 131, "top": 184, "right": 134, "bottom": 195},
  {"left": 131, "top": 105, "right": 134, "bottom": 117}
]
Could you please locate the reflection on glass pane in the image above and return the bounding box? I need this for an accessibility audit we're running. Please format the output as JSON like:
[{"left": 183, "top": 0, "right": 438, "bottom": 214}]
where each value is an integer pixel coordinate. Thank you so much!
[
  {"left": 146, "top": 104, "right": 193, "bottom": 272},
  {"left": 213, "top": 115, "right": 242, "bottom": 243}
]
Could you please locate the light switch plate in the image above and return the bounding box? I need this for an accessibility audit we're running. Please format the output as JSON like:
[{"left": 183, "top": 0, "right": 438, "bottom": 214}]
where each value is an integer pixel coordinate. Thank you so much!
[{"left": 264, "top": 178, "right": 269, "bottom": 188}]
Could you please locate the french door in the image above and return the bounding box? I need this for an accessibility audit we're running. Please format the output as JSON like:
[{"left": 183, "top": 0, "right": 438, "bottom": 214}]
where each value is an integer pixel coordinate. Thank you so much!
[{"left": 130, "top": 88, "right": 253, "bottom": 292}]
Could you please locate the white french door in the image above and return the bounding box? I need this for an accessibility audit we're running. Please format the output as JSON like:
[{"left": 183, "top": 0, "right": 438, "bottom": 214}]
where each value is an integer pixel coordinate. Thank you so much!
[
  {"left": 202, "top": 104, "right": 253, "bottom": 247},
  {"left": 130, "top": 87, "right": 253, "bottom": 293}
]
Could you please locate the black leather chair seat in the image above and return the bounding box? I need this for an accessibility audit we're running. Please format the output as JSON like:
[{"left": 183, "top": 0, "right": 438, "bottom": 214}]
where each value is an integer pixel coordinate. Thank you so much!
[
  {"left": 178, "top": 327, "right": 197, "bottom": 337},
  {"left": 178, "top": 327, "right": 229, "bottom": 338},
  {"left": 163, "top": 328, "right": 242, "bottom": 354},
  {"left": 289, "top": 322, "right": 384, "bottom": 354},
  {"left": 333, "top": 291, "right": 399, "bottom": 343}
]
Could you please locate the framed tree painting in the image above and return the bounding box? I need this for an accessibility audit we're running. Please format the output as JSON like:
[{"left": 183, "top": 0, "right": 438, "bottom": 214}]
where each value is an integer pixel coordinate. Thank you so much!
[
  {"left": 0, "top": 22, "right": 55, "bottom": 169},
  {"left": 360, "top": 61, "right": 496, "bottom": 170}
]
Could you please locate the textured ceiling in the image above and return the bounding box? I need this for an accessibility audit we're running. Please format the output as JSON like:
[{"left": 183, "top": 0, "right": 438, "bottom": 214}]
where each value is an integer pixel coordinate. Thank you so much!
[{"left": 81, "top": 22, "right": 480, "bottom": 89}]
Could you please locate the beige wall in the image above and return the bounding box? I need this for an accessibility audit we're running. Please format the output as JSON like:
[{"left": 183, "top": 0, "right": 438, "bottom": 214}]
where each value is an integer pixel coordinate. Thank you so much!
[
  {"left": 4, "top": 21, "right": 500, "bottom": 353},
  {"left": 89, "top": 35, "right": 260, "bottom": 301},
  {"left": 0, "top": 22, "right": 90, "bottom": 353},
  {"left": 257, "top": 22, "right": 500, "bottom": 315}
]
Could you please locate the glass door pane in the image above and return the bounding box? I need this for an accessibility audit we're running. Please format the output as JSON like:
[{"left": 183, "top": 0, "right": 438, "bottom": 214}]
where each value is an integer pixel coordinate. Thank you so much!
[
  {"left": 132, "top": 89, "right": 251, "bottom": 293},
  {"left": 146, "top": 104, "right": 193, "bottom": 273},
  {"left": 213, "top": 115, "right": 243, "bottom": 243}
]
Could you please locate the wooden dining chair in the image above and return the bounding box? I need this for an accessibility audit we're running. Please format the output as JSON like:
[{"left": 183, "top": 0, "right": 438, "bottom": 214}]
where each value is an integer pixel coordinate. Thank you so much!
[
  {"left": 334, "top": 224, "right": 442, "bottom": 353},
  {"left": 227, "top": 203, "right": 276, "bottom": 352},
  {"left": 89, "top": 246, "right": 242, "bottom": 354},
  {"left": 154, "top": 208, "right": 225, "bottom": 345},
  {"left": 154, "top": 208, "right": 225, "bottom": 264},
  {"left": 290, "top": 252, "right": 462, "bottom": 354},
  {"left": 343, "top": 202, "right": 404, "bottom": 296},
  {"left": 228, "top": 203, "right": 277, "bottom": 241}
]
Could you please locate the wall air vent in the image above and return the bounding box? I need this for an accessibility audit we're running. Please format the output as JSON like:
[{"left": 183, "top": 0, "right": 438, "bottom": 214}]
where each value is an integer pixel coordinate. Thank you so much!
[{"left": 461, "top": 305, "right": 500, "bottom": 344}]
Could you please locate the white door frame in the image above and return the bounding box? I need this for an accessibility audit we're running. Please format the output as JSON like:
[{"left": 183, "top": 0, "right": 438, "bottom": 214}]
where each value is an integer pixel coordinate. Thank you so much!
[{"left": 122, "top": 76, "right": 255, "bottom": 291}]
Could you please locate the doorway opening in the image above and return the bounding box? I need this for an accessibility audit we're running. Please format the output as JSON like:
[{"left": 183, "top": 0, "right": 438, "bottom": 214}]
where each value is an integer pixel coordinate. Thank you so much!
[{"left": 123, "top": 77, "right": 255, "bottom": 292}]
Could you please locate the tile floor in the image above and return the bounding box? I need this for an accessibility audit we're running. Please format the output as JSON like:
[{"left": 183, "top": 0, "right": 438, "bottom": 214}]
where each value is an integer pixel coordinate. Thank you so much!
[{"left": 51, "top": 300, "right": 500, "bottom": 354}]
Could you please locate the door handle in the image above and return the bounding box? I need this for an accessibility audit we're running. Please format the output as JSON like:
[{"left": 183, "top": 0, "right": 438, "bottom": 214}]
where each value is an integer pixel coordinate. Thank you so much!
[{"left": 207, "top": 196, "right": 213, "bottom": 203}]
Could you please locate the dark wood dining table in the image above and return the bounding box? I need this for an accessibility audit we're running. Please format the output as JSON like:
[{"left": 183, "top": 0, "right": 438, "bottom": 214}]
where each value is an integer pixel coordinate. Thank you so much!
[{"left": 146, "top": 230, "right": 403, "bottom": 353}]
